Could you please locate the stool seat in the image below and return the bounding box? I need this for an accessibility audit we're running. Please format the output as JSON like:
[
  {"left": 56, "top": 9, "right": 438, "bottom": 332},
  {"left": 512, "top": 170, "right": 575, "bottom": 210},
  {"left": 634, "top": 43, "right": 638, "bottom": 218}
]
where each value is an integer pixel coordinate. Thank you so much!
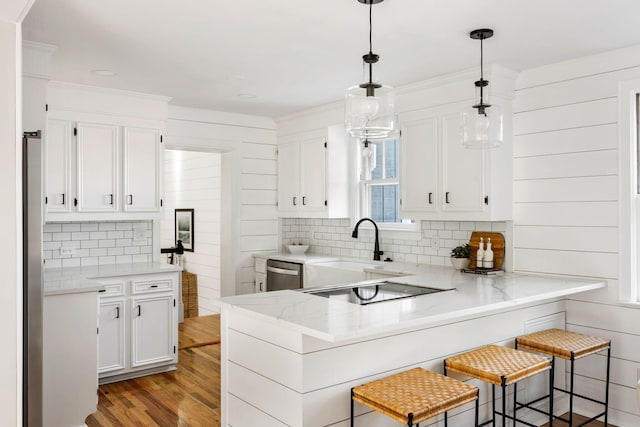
[
  {"left": 352, "top": 367, "right": 478, "bottom": 425},
  {"left": 445, "top": 344, "right": 551, "bottom": 386},
  {"left": 516, "top": 328, "right": 610, "bottom": 360}
]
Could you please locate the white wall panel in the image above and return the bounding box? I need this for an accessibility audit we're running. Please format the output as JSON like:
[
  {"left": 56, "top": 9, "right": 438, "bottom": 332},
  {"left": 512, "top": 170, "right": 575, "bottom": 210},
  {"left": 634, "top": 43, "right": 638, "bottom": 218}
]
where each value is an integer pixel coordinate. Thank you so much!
[
  {"left": 513, "top": 124, "right": 617, "bottom": 158},
  {"left": 514, "top": 176, "right": 617, "bottom": 203},
  {"left": 514, "top": 226, "right": 617, "bottom": 253},
  {"left": 513, "top": 202, "right": 617, "bottom": 227},
  {"left": 513, "top": 150, "right": 617, "bottom": 180},
  {"left": 514, "top": 249, "right": 618, "bottom": 279},
  {"left": 514, "top": 98, "right": 617, "bottom": 136}
]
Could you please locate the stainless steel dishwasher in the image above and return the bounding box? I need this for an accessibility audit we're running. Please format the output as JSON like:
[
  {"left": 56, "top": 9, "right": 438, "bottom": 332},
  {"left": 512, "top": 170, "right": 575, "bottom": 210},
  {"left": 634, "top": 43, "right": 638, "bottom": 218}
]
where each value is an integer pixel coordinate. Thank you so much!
[{"left": 266, "top": 259, "right": 303, "bottom": 291}]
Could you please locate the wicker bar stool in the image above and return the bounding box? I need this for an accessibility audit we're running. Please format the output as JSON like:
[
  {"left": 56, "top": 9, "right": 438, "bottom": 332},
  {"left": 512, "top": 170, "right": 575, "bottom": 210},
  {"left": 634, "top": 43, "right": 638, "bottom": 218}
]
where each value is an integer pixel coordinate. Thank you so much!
[
  {"left": 515, "top": 328, "right": 611, "bottom": 426},
  {"left": 350, "top": 367, "right": 479, "bottom": 426},
  {"left": 444, "top": 345, "right": 552, "bottom": 427}
]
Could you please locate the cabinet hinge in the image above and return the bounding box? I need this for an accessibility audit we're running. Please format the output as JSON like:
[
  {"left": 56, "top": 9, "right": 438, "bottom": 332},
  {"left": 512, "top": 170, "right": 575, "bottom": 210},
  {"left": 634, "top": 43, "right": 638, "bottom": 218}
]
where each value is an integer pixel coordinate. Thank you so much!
[
  {"left": 45, "top": 104, "right": 48, "bottom": 112},
  {"left": 484, "top": 196, "right": 489, "bottom": 205},
  {"left": 45, "top": 196, "right": 48, "bottom": 205},
  {"left": 73, "top": 127, "right": 77, "bottom": 136}
]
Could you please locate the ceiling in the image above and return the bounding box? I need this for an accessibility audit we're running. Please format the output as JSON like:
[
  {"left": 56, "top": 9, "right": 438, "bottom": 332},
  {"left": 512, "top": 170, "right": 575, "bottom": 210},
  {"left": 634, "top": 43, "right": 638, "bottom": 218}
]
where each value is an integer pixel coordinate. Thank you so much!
[{"left": 22, "top": 0, "right": 640, "bottom": 118}]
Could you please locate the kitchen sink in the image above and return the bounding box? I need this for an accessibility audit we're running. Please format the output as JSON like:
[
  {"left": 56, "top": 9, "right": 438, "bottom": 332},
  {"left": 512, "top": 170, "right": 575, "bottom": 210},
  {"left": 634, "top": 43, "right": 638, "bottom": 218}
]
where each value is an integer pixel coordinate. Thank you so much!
[{"left": 304, "top": 281, "right": 452, "bottom": 305}]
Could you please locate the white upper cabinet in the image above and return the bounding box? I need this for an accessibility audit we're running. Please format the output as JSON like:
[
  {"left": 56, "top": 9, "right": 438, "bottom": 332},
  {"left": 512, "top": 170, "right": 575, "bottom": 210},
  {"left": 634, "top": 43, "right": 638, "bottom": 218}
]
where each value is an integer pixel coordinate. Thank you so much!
[
  {"left": 399, "top": 104, "right": 512, "bottom": 221},
  {"left": 277, "top": 124, "right": 349, "bottom": 218},
  {"left": 400, "top": 116, "right": 438, "bottom": 213},
  {"left": 123, "top": 127, "right": 161, "bottom": 212},
  {"left": 43, "top": 82, "right": 169, "bottom": 222},
  {"left": 77, "top": 122, "right": 119, "bottom": 212},
  {"left": 44, "top": 119, "right": 73, "bottom": 213}
]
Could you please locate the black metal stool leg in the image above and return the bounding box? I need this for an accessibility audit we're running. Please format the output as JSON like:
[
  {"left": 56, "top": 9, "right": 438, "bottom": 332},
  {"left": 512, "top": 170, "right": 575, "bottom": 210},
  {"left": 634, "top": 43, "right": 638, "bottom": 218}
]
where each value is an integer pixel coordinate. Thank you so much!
[
  {"left": 350, "top": 388, "right": 355, "bottom": 427},
  {"left": 549, "top": 357, "right": 554, "bottom": 426},
  {"left": 569, "top": 356, "right": 575, "bottom": 427},
  {"left": 492, "top": 384, "right": 496, "bottom": 427},
  {"left": 475, "top": 391, "right": 479, "bottom": 427},
  {"left": 502, "top": 383, "right": 507, "bottom": 427},
  {"left": 605, "top": 347, "right": 611, "bottom": 426}
]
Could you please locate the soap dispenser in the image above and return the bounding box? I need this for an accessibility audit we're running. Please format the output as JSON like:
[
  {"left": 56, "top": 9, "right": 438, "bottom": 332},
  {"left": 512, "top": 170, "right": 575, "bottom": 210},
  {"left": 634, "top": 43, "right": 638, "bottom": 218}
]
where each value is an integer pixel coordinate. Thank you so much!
[
  {"left": 483, "top": 238, "right": 494, "bottom": 269},
  {"left": 476, "top": 237, "right": 485, "bottom": 267}
]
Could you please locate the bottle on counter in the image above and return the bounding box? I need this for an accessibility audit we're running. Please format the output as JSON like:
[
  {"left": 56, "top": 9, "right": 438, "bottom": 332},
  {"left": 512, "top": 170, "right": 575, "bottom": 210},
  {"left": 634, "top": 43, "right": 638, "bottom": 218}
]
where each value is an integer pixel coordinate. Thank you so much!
[
  {"left": 476, "top": 237, "right": 485, "bottom": 268},
  {"left": 483, "top": 238, "right": 494, "bottom": 269}
]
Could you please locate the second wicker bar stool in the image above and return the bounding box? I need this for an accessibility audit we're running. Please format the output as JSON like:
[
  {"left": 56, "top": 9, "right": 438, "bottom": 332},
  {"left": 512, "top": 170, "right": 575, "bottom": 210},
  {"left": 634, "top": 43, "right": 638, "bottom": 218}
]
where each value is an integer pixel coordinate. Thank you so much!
[
  {"left": 515, "top": 328, "right": 611, "bottom": 426},
  {"left": 444, "top": 345, "right": 552, "bottom": 427},
  {"left": 350, "top": 367, "right": 479, "bottom": 426}
]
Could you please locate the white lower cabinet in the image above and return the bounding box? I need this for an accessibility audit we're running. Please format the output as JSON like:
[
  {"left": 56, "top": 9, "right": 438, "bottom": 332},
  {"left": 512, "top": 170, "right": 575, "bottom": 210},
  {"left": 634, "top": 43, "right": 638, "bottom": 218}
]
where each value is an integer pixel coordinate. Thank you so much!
[
  {"left": 131, "top": 294, "right": 174, "bottom": 367},
  {"left": 98, "top": 297, "right": 126, "bottom": 374},
  {"left": 97, "top": 272, "right": 179, "bottom": 383}
]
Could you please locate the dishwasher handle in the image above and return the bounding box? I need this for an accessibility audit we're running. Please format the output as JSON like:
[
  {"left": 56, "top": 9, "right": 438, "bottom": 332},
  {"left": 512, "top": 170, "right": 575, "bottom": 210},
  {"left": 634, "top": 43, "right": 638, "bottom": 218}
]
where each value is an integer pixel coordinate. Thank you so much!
[{"left": 266, "top": 266, "right": 300, "bottom": 276}]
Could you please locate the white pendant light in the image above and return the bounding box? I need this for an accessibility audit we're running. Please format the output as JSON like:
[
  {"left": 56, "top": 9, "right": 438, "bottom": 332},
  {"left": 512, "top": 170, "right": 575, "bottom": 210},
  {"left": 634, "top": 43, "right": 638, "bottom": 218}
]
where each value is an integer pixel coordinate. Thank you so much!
[
  {"left": 345, "top": 0, "right": 395, "bottom": 140},
  {"left": 461, "top": 28, "right": 503, "bottom": 149}
]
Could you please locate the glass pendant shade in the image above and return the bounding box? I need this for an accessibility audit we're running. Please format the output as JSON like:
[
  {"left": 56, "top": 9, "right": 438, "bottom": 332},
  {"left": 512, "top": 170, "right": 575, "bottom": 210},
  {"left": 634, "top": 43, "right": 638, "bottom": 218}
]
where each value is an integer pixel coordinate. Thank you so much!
[
  {"left": 346, "top": 84, "right": 396, "bottom": 139},
  {"left": 461, "top": 104, "right": 503, "bottom": 149}
]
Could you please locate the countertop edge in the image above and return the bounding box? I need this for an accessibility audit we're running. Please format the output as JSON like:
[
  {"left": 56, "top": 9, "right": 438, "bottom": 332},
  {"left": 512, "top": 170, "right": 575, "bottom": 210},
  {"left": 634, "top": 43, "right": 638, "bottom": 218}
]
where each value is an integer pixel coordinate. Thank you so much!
[{"left": 221, "top": 279, "right": 607, "bottom": 343}]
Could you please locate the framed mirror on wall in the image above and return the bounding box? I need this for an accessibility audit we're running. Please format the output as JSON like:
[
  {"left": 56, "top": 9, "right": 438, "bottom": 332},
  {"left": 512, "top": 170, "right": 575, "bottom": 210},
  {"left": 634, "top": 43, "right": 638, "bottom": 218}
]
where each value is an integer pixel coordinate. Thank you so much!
[{"left": 175, "top": 208, "right": 194, "bottom": 252}]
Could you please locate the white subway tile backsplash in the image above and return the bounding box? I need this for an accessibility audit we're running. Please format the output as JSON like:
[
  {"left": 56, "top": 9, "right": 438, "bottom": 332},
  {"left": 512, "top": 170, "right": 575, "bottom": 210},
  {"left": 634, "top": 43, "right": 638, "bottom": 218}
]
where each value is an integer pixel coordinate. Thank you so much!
[
  {"left": 43, "top": 221, "right": 153, "bottom": 268},
  {"left": 281, "top": 218, "right": 506, "bottom": 266}
]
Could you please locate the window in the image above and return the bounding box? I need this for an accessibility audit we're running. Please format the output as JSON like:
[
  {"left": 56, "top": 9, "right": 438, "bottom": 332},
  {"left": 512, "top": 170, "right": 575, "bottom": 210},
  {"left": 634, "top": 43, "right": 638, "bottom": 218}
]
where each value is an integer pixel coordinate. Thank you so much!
[{"left": 358, "top": 137, "right": 414, "bottom": 226}]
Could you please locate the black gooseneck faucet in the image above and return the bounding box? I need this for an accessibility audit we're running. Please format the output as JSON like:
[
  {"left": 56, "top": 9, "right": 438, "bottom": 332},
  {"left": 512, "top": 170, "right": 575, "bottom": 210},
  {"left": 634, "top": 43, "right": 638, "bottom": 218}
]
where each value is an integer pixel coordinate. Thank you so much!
[{"left": 352, "top": 217, "right": 384, "bottom": 261}]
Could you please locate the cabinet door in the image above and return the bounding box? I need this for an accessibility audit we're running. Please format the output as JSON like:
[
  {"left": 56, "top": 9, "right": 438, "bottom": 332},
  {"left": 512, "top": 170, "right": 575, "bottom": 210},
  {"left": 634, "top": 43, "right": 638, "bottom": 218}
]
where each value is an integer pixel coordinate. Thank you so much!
[
  {"left": 400, "top": 117, "right": 438, "bottom": 213},
  {"left": 277, "top": 142, "right": 300, "bottom": 214},
  {"left": 299, "top": 138, "right": 327, "bottom": 212},
  {"left": 131, "top": 294, "right": 174, "bottom": 368},
  {"left": 98, "top": 298, "right": 126, "bottom": 374},
  {"left": 45, "top": 119, "right": 73, "bottom": 213},
  {"left": 123, "top": 127, "right": 160, "bottom": 212},
  {"left": 77, "top": 122, "right": 119, "bottom": 212},
  {"left": 441, "top": 114, "right": 485, "bottom": 213},
  {"left": 255, "top": 272, "right": 266, "bottom": 293}
]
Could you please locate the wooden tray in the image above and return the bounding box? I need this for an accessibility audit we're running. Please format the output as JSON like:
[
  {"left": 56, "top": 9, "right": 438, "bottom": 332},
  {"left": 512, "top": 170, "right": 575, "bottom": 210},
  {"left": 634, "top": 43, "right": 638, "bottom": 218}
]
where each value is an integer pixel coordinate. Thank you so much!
[{"left": 468, "top": 231, "right": 504, "bottom": 270}]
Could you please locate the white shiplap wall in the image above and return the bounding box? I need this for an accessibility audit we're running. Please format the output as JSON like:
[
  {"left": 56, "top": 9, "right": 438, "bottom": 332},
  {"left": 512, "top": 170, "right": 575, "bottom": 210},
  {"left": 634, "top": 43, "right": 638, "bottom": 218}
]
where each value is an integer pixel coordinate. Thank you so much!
[
  {"left": 161, "top": 150, "right": 221, "bottom": 315},
  {"left": 514, "top": 45, "right": 640, "bottom": 425},
  {"left": 165, "top": 106, "right": 278, "bottom": 298}
]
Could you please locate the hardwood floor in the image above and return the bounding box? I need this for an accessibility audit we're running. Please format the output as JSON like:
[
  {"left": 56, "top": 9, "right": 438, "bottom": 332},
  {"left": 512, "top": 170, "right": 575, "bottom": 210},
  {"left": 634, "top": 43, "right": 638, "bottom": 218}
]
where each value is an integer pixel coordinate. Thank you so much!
[
  {"left": 86, "top": 315, "right": 221, "bottom": 427},
  {"left": 540, "top": 413, "right": 613, "bottom": 426}
]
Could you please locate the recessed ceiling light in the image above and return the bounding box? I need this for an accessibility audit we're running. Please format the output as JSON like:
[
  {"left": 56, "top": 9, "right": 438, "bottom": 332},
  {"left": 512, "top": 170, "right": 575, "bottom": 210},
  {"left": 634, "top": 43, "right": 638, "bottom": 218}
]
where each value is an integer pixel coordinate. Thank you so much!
[
  {"left": 91, "top": 69, "right": 116, "bottom": 76},
  {"left": 237, "top": 93, "right": 257, "bottom": 99}
]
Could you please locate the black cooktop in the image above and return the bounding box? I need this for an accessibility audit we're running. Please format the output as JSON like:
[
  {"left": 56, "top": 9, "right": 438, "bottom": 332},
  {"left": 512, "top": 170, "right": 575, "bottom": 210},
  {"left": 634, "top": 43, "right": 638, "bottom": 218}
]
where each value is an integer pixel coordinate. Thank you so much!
[{"left": 306, "top": 281, "right": 450, "bottom": 305}]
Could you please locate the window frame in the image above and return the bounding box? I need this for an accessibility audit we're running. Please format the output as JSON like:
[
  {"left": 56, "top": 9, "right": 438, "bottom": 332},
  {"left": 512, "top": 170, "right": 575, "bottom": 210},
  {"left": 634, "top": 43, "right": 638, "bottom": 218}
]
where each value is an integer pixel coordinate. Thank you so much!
[
  {"left": 355, "top": 135, "right": 418, "bottom": 232},
  {"left": 618, "top": 79, "right": 640, "bottom": 303}
]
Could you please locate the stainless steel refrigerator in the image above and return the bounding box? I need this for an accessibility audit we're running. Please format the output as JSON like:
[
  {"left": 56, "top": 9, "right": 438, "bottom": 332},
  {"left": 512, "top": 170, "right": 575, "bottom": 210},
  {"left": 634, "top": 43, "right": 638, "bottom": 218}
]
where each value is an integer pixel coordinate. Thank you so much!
[{"left": 23, "top": 130, "right": 43, "bottom": 427}]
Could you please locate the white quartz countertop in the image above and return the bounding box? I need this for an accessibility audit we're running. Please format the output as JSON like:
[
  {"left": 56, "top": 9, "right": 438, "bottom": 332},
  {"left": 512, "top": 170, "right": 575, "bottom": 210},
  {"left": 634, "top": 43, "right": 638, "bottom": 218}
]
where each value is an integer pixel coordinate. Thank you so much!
[
  {"left": 253, "top": 252, "right": 340, "bottom": 264},
  {"left": 44, "top": 262, "right": 182, "bottom": 296},
  {"left": 221, "top": 264, "right": 606, "bottom": 342}
]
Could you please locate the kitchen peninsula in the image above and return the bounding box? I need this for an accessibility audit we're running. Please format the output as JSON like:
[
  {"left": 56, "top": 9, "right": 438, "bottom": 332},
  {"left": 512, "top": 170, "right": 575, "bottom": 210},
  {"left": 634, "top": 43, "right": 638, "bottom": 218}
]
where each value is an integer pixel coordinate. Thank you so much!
[{"left": 220, "top": 265, "right": 605, "bottom": 426}]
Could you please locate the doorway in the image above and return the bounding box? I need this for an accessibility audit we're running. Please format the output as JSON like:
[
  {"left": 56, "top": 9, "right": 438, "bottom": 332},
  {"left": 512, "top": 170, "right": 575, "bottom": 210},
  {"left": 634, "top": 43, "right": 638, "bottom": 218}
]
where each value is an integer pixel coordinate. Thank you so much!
[{"left": 161, "top": 149, "right": 222, "bottom": 315}]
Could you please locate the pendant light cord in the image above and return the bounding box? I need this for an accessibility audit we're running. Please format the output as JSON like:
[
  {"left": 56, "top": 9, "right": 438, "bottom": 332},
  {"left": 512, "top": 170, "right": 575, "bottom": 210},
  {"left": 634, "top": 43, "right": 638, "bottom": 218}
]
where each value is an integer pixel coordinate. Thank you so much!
[
  {"left": 479, "top": 34, "right": 485, "bottom": 106},
  {"left": 369, "top": 2, "right": 373, "bottom": 54}
]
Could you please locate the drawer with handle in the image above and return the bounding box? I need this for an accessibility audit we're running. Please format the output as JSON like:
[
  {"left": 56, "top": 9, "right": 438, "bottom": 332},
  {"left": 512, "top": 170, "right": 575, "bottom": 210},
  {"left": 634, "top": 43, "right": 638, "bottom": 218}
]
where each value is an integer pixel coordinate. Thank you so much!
[
  {"left": 97, "top": 281, "right": 125, "bottom": 297},
  {"left": 132, "top": 278, "right": 173, "bottom": 294}
]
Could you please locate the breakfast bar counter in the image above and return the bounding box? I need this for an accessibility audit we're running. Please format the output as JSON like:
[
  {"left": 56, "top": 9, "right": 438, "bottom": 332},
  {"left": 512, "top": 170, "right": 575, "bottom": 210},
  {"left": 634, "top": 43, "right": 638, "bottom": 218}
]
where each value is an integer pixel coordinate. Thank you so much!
[{"left": 220, "top": 266, "right": 606, "bottom": 426}]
